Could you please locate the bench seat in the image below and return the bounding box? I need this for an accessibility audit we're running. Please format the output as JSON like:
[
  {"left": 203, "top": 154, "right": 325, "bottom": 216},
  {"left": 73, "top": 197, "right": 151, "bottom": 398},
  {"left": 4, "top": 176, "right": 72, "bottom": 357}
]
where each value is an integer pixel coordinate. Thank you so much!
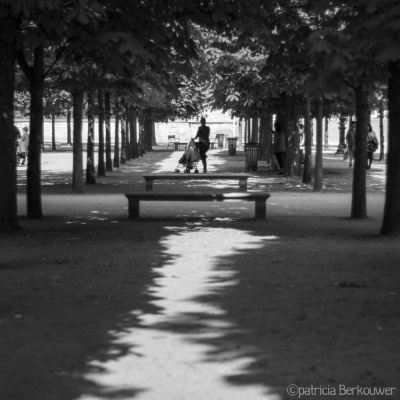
[
  {"left": 143, "top": 173, "right": 250, "bottom": 191},
  {"left": 125, "top": 191, "right": 270, "bottom": 219}
]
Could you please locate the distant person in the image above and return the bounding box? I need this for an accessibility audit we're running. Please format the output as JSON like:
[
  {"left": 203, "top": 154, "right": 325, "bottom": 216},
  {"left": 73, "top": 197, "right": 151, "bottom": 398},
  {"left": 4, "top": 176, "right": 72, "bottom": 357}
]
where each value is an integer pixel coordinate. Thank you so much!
[
  {"left": 345, "top": 121, "right": 356, "bottom": 168},
  {"left": 14, "top": 126, "right": 21, "bottom": 166},
  {"left": 19, "top": 127, "right": 30, "bottom": 166},
  {"left": 366, "top": 123, "right": 379, "bottom": 170},
  {"left": 272, "top": 121, "right": 286, "bottom": 173},
  {"left": 194, "top": 117, "right": 210, "bottom": 173}
]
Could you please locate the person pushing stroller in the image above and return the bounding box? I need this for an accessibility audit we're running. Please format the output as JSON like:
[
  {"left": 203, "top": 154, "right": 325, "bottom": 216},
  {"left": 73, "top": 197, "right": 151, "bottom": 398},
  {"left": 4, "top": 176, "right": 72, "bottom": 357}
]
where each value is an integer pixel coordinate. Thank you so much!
[{"left": 194, "top": 117, "right": 210, "bottom": 173}]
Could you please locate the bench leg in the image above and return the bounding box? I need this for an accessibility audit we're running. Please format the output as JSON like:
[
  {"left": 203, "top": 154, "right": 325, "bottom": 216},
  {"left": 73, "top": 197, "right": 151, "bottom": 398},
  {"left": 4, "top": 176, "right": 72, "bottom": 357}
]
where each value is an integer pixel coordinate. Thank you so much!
[
  {"left": 128, "top": 199, "right": 140, "bottom": 219},
  {"left": 255, "top": 200, "right": 266, "bottom": 219},
  {"left": 239, "top": 179, "right": 247, "bottom": 191},
  {"left": 145, "top": 179, "right": 153, "bottom": 191}
]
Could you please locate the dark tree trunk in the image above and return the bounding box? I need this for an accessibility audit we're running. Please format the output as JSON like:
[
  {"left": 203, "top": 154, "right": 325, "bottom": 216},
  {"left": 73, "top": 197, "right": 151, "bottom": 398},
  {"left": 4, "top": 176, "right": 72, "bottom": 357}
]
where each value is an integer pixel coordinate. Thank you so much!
[
  {"left": 51, "top": 113, "right": 56, "bottom": 150},
  {"left": 104, "top": 91, "right": 112, "bottom": 172},
  {"left": 125, "top": 108, "right": 130, "bottom": 161},
  {"left": 378, "top": 102, "right": 385, "bottom": 161},
  {"left": 302, "top": 96, "right": 312, "bottom": 184},
  {"left": 259, "top": 116, "right": 272, "bottom": 161},
  {"left": 129, "top": 108, "right": 138, "bottom": 159},
  {"left": 283, "top": 94, "right": 300, "bottom": 177},
  {"left": 97, "top": 90, "right": 105, "bottom": 176},
  {"left": 120, "top": 115, "right": 127, "bottom": 165},
  {"left": 113, "top": 99, "right": 120, "bottom": 168},
  {"left": 381, "top": 61, "right": 400, "bottom": 235},
  {"left": 86, "top": 90, "right": 96, "bottom": 185},
  {"left": 26, "top": 46, "right": 45, "bottom": 219},
  {"left": 67, "top": 110, "right": 72, "bottom": 145},
  {"left": 72, "top": 90, "right": 84, "bottom": 193},
  {"left": 0, "top": 27, "right": 18, "bottom": 231},
  {"left": 351, "top": 86, "right": 369, "bottom": 218},
  {"left": 138, "top": 119, "right": 145, "bottom": 156},
  {"left": 143, "top": 118, "right": 153, "bottom": 151},
  {"left": 313, "top": 98, "right": 323, "bottom": 192}
]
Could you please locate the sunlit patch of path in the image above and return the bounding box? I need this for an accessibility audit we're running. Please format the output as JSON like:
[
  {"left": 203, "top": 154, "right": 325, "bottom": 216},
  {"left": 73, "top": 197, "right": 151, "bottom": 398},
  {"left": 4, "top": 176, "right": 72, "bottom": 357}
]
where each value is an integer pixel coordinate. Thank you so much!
[{"left": 77, "top": 226, "right": 281, "bottom": 400}]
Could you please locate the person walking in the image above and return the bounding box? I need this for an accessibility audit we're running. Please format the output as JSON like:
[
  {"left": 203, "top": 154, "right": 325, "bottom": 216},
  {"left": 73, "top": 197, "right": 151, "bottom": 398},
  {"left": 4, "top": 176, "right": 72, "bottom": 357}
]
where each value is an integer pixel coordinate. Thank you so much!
[
  {"left": 194, "top": 117, "right": 210, "bottom": 173},
  {"left": 14, "top": 126, "right": 21, "bottom": 166},
  {"left": 345, "top": 121, "right": 356, "bottom": 168},
  {"left": 19, "top": 127, "right": 30, "bottom": 166},
  {"left": 366, "top": 123, "right": 379, "bottom": 170}
]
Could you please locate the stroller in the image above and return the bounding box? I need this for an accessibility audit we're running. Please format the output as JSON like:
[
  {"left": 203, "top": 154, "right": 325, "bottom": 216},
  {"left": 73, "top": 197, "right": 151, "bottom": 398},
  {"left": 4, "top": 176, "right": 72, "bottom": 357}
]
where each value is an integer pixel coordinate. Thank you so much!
[{"left": 175, "top": 139, "right": 201, "bottom": 173}]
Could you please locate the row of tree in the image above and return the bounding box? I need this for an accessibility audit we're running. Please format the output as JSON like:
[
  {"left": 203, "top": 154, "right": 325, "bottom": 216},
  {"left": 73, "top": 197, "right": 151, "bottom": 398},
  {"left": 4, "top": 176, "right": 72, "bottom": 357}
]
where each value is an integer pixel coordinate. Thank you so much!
[{"left": 1, "top": 1, "right": 400, "bottom": 236}]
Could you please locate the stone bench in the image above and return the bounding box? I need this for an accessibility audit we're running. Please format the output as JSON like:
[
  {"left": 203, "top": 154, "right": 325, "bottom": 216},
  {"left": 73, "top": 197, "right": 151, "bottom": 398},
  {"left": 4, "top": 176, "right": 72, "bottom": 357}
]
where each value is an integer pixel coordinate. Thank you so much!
[
  {"left": 125, "top": 192, "right": 271, "bottom": 219},
  {"left": 142, "top": 173, "right": 250, "bottom": 191}
]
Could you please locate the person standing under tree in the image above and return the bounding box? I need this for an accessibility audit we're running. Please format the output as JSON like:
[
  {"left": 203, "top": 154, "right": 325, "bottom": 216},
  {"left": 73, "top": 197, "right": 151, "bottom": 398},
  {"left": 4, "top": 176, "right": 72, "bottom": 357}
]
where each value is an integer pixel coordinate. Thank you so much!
[
  {"left": 19, "top": 127, "right": 30, "bottom": 166},
  {"left": 366, "top": 123, "right": 379, "bottom": 170},
  {"left": 272, "top": 121, "right": 286, "bottom": 174},
  {"left": 194, "top": 117, "right": 210, "bottom": 173},
  {"left": 14, "top": 126, "right": 21, "bottom": 166}
]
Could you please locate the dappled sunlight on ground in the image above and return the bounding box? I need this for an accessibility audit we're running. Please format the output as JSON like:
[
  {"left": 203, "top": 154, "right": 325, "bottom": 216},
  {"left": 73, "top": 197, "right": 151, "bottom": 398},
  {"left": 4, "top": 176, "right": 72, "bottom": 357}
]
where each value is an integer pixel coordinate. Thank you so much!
[{"left": 76, "top": 226, "right": 282, "bottom": 400}]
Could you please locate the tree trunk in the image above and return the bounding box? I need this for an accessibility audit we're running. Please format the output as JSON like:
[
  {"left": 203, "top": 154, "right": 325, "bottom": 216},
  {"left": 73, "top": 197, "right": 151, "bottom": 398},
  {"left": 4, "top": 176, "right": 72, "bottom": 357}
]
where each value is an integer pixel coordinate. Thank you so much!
[
  {"left": 313, "top": 98, "right": 323, "bottom": 191},
  {"left": 129, "top": 108, "right": 138, "bottom": 159},
  {"left": 351, "top": 86, "right": 369, "bottom": 218},
  {"left": 381, "top": 61, "right": 400, "bottom": 235},
  {"left": 105, "top": 91, "right": 112, "bottom": 172},
  {"left": 144, "top": 117, "right": 153, "bottom": 151},
  {"left": 125, "top": 114, "right": 130, "bottom": 160},
  {"left": 324, "top": 117, "right": 329, "bottom": 149},
  {"left": 120, "top": 114, "right": 127, "bottom": 165},
  {"left": 113, "top": 98, "right": 120, "bottom": 168},
  {"left": 0, "top": 27, "right": 18, "bottom": 231},
  {"left": 302, "top": 96, "right": 312, "bottom": 184},
  {"left": 259, "top": 116, "right": 272, "bottom": 161},
  {"left": 378, "top": 102, "right": 385, "bottom": 161},
  {"left": 138, "top": 119, "right": 145, "bottom": 156},
  {"left": 67, "top": 110, "right": 72, "bottom": 145},
  {"left": 51, "top": 113, "right": 56, "bottom": 150},
  {"left": 97, "top": 90, "right": 105, "bottom": 176},
  {"left": 26, "top": 46, "right": 45, "bottom": 219},
  {"left": 72, "top": 90, "right": 84, "bottom": 193},
  {"left": 86, "top": 90, "right": 96, "bottom": 184}
]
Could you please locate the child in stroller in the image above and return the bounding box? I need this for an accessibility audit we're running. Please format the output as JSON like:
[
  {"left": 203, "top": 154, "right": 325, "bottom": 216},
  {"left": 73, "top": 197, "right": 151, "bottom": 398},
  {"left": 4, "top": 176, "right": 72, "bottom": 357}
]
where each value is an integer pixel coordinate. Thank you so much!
[{"left": 175, "top": 139, "right": 201, "bottom": 173}]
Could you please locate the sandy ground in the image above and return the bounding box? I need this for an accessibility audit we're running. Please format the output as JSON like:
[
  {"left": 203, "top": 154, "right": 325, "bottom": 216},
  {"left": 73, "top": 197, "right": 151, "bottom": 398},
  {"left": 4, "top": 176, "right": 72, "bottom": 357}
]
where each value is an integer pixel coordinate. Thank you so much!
[{"left": 1, "top": 146, "right": 399, "bottom": 400}]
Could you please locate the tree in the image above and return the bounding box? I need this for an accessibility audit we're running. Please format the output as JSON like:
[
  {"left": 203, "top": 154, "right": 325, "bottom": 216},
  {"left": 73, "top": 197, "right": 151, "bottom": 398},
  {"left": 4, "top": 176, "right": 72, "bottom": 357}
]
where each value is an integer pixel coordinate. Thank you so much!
[
  {"left": 71, "top": 89, "right": 84, "bottom": 193},
  {"left": 0, "top": 17, "right": 18, "bottom": 231},
  {"left": 105, "top": 91, "right": 112, "bottom": 172},
  {"left": 86, "top": 90, "right": 96, "bottom": 184},
  {"left": 381, "top": 61, "right": 400, "bottom": 235}
]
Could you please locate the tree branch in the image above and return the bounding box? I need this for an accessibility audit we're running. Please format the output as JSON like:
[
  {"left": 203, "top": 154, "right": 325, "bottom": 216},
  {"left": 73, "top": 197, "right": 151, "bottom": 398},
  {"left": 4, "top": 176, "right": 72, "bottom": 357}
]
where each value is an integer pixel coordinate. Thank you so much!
[{"left": 16, "top": 48, "right": 32, "bottom": 83}]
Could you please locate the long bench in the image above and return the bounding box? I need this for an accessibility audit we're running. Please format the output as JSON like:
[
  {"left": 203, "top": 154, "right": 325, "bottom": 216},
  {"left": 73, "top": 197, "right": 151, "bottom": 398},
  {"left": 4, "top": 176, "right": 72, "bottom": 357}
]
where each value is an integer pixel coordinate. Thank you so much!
[
  {"left": 143, "top": 173, "right": 250, "bottom": 191},
  {"left": 125, "top": 192, "right": 271, "bottom": 219}
]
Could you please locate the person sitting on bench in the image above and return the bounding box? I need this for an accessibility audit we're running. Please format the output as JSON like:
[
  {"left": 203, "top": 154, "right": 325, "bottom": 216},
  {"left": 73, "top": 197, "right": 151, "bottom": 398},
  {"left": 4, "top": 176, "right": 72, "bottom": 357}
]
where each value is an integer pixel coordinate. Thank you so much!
[{"left": 194, "top": 117, "right": 210, "bottom": 173}]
